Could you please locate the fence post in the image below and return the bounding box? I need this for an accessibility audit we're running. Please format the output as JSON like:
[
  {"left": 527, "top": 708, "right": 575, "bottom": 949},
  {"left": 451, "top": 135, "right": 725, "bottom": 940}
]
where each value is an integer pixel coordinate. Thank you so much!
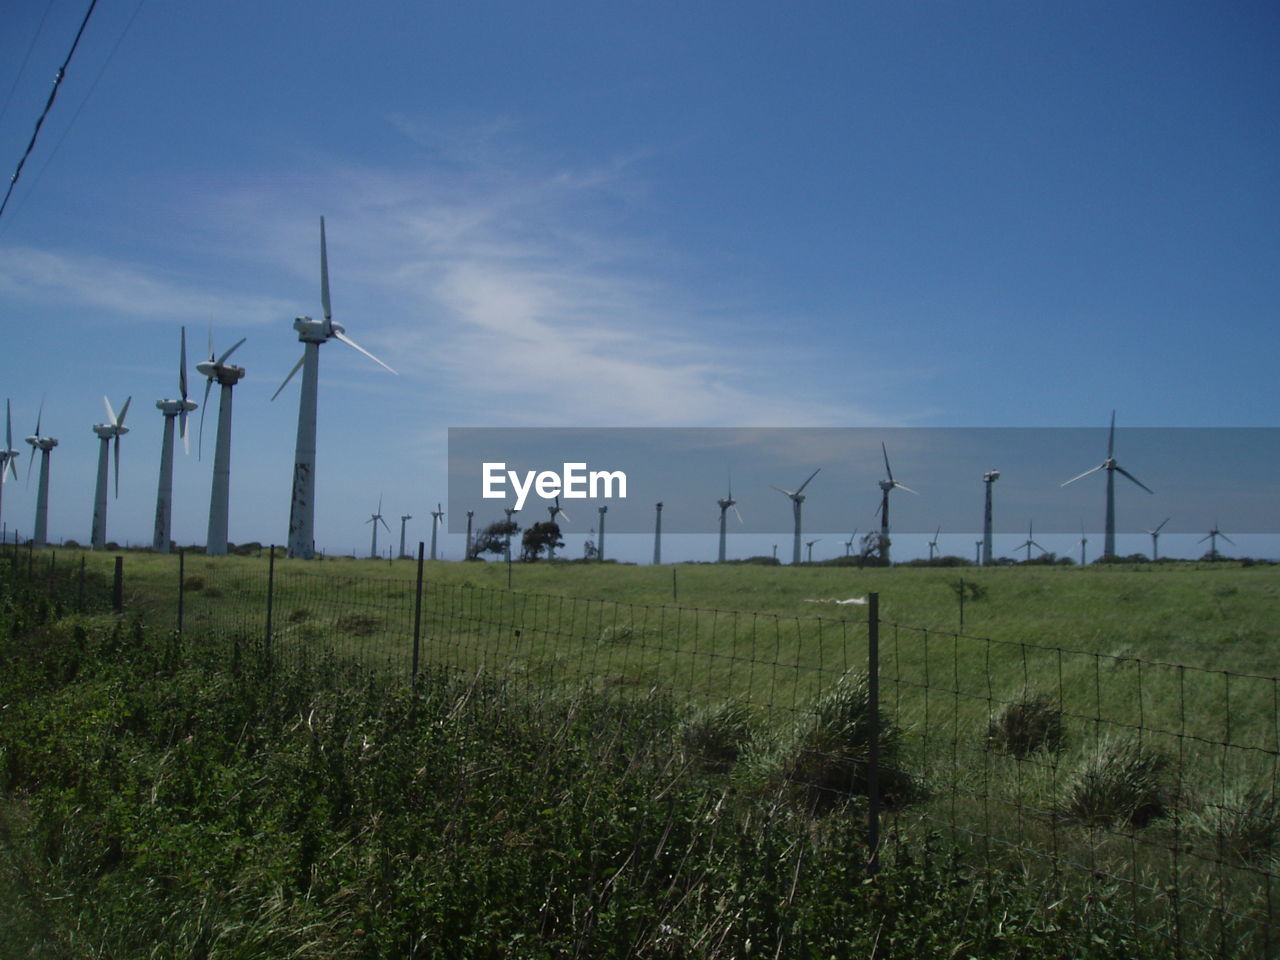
[
  {"left": 412, "top": 541, "right": 425, "bottom": 683},
  {"left": 265, "top": 545, "right": 276, "bottom": 666},
  {"left": 867, "top": 591, "right": 881, "bottom": 876},
  {"left": 177, "top": 549, "right": 185, "bottom": 635},
  {"left": 112, "top": 556, "right": 123, "bottom": 613}
]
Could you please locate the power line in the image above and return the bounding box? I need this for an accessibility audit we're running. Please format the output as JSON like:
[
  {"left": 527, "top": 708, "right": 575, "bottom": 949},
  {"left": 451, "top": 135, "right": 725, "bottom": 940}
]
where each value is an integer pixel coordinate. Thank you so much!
[{"left": 0, "top": 0, "right": 101, "bottom": 222}]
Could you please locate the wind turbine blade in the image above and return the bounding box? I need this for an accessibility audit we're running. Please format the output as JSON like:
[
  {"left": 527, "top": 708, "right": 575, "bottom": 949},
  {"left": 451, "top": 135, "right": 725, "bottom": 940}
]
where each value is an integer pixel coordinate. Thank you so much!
[
  {"left": 733, "top": 503, "right": 744, "bottom": 525},
  {"left": 116, "top": 396, "right": 131, "bottom": 426},
  {"left": 103, "top": 395, "right": 116, "bottom": 425},
  {"left": 216, "top": 337, "right": 246, "bottom": 364},
  {"left": 795, "top": 467, "right": 821, "bottom": 495},
  {"left": 5, "top": 399, "right": 11, "bottom": 453},
  {"left": 770, "top": 484, "right": 795, "bottom": 498},
  {"left": 893, "top": 481, "right": 918, "bottom": 495},
  {"left": 380, "top": 516, "right": 392, "bottom": 532},
  {"left": 558, "top": 508, "right": 571, "bottom": 523},
  {"left": 1114, "top": 465, "right": 1153, "bottom": 494},
  {"left": 881, "top": 442, "right": 893, "bottom": 482},
  {"left": 1107, "top": 410, "right": 1116, "bottom": 459},
  {"left": 271, "top": 353, "right": 306, "bottom": 402},
  {"left": 198, "top": 377, "right": 213, "bottom": 459},
  {"left": 1198, "top": 533, "right": 1211, "bottom": 543},
  {"left": 179, "top": 326, "right": 188, "bottom": 400},
  {"left": 1220, "top": 532, "right": 1235, "bottom": 545},
  {"left": 332, "top": 330, "right": 398, "bottom": 375},
  {"left": 34, "top": 398, "right": 43, "bottom": 438},
  {"left": 1061, "top": 463, "right": 1104, "bottom": 487},
  {"left": 207, "top": 323, "right": 214, "bottom": 361},
  {"left": 1154, "top": 516, "right": 1171, "bottom": 534},
  {"left": 180, "top": 408, "right": 190, "bottom": 456},
  {"left": 320, "top": 216, "right": 331, "bottom": 321}
]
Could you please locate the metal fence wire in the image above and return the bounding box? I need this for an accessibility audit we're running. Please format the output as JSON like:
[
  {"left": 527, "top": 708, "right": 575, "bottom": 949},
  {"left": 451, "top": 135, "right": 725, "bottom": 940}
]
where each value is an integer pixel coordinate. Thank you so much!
[{"left": 9, "top": 546, "right": 1278, "bottom": 958}]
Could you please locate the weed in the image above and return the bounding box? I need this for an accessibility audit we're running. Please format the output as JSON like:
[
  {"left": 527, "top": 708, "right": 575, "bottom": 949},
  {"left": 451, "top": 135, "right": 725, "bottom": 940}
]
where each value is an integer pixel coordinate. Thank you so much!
[
  {"left": 1191, "top": 784, "right": 1280, "bottom": 863},
  {"left": 1064, "top": 736, "right": 1168, "bottom": 827},
  {"left": 987, "top": 690, "right": 1065, "bottom": 759},
  {"left": 678, "top": 700, "right": 755, "bottom": 773}
]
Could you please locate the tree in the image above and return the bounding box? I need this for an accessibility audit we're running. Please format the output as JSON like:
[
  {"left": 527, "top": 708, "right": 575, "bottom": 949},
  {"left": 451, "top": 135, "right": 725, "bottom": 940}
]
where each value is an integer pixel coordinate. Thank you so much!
[
  {"left": 471, "top": 520, "right": 518, "bottom": 559},
  {"left": 520, "top": 521, "right": 562, "bottom": 562}
]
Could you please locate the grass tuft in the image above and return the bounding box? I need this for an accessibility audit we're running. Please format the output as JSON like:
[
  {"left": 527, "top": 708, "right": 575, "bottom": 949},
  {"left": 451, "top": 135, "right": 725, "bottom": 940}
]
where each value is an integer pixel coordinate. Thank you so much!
[
  {"left": 1063, "top": 736, "right": 1168, "bottom": 827},
  {"left": 987, "top": 690, "right": 1065, "bottom": 759}
]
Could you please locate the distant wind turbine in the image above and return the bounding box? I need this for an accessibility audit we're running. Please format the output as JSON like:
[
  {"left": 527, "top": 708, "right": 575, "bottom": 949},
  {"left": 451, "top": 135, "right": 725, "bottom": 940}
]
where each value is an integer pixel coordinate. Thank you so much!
[
  {"left": 1011, "top": 521, "right": 1046, "bottom": 563},
  {"left": 928, "top": 525, "right": 941, "bottom": 561},
  {"left": 0, "top": 400, "right": 20, "bottom": 540},
  {"left": 771, "top": 467, "right": 820, "bottom": 565},
  {"left": 875, "top": 444, "right": 916, "bottom": 565},
  {"left": 1199, "top": 523, "right": 1234, "bottom": 559},
  {"left": 399, "top": 514, "right": 412, "bottom": 559},
  {"left": 90, "top": 396, "right": 131, "bottom": 550},
  {"left": 805, "top": 538, "right": 822, "bottom": 563},
  {"left": 597, "top": 505, "right": 607, "bottom": 561},
  {"left": 843, "top": 528, "right": 859, "bottom": 557},
  {"left": 1061, "top": 411, "right": 1152, "bottom": 558},
  {"left": 547, "top": 496, "right": 569, "bottom": 560},
  {"left": 653, "top": 501, "right": 662, "bottom": 565},
  {"left": 367, "top": 496, "right": 390, "bottom": 558},
  {"left": 274, "top": 217, "right": 397, "bottom": 559},
  {"left": 152, "top": 328, "right": 199, "bottom": 553},
  {"left": 196, "top": 330, "right": 247, "bottom": 556},
  {"left": 1079, "top": 523, "right": 1089, "bottom": 566},
  {"left": 1144, "top": 517, "right": 1171, "bottom": 562},
  {"left": 430, "top": 503, "right": 444, "bottom": 560},
  {"left": 717, "top": 473, "right": 743, "bottom": 563},
  {"left": 982, "top": 470, "right": 1000, "bottom": 566},
  {"left": 24, "top": 403, "right": 56, "bottom": 548}
]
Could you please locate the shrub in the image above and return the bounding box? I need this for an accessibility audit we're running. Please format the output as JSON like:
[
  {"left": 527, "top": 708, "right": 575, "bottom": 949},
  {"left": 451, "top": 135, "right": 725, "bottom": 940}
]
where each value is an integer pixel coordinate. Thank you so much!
[
  {"left": 678, "top": 700, "right": 755, "bottom": 773},
  {"left": 764, "top": 673, "right": 918, "bottom": 813},
  {"left": 1063, "top": 736, "right": 1168, "bottom": 827},
  {"left": 987, "top": 691, "right": 1065, "bottom": 759},
  {"left": 1192, "top": 784, "right": 1280, "bottom": 863}
]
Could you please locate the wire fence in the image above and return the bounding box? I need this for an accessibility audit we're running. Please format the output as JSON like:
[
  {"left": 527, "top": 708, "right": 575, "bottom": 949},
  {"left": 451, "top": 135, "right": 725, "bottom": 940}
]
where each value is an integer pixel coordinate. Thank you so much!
[{"left": 7, "top": 543, "right": 1279, "bottom": 958}]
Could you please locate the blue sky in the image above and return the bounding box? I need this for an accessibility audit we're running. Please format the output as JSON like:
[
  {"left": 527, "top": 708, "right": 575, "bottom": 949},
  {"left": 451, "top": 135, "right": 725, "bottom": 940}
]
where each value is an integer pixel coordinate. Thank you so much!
[{"left": 0, "top": 1, "right": 1276, "bottom": 561}]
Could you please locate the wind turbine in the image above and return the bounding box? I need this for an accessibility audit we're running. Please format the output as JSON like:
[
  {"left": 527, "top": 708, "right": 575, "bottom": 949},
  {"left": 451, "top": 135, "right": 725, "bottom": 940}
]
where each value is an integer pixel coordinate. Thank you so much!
[
  {"left": 274, "top": 217, "right": 397, "bottom": 559},
  {"left": 928, "top": 525, "right": 941, "bottom": 561},
  {"left": 875, "top": 444, "right": 916, "bottom": 566},
  {"left": 771, "top": 467, "right": 820, "bottom": 565},
  {"left": 430, "top": 503, "right": 444, "bottom": 560},
  {"left": 90, "top": 396, "right": 131, "bottom": 550},
  {"left": 1144, "top": 517, "right": 1171, "bottom": 562},
  {"left": 804, "top": 538, "right": 822, "bottom": 563},
  {"left": 982, "top": 470, "right": 1000, "bottom": 566},
  {"left": 1200, "top": 523, "right": 1233, "bottom": 559},
  {"left": 1061, "top": 411, "right": 1152, "bottom": 559},
  {"left": 196, "top": 330, "right": 246, "bottom": 556},
  {"left": 152, "top": 328, "right": 199, "bottom": 553},
  {"left": 1011, "top": 520, "right": 1046, "bottom": 563},
  {"left": 465, "top": 510, "right": 474, "bottom": 560},
  {"left": 597, "top": 504, "right": 607, "bottom": 562},
  {"left": 717, "top": 473, "right": 743, "bottom": 563},
  {"left": 974, "top": 540, "right": 982, "bottom": 564},
  {"left": 0, "top": 401, "right": 20, "bottom": 541},
  {"left": 24, "top": 404, "right": 56, "bottom": 548},
  {"left": 399, "top": 514, "right": 412, "bottom": 559},
  {"left": 653, "top": 501, "right": 662, "bottom": 565},
  {"left": 843, "top": 528, "right": 859, "bottom": 557},
  {"left": 547, "top": 496, "right": 569, "bottom": 560},
  {"left": 367, "top": 497, "right": 391, "bottom": 558},
  {"left": 1079, "top": 523, "right": 1089, "bottom": 566}
]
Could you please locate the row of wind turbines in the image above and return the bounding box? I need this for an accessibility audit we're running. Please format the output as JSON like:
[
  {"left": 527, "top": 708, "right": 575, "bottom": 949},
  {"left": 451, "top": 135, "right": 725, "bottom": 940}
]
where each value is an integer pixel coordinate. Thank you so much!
[{"left": 0, "top": 218, "right": 400, "bottom": 557}]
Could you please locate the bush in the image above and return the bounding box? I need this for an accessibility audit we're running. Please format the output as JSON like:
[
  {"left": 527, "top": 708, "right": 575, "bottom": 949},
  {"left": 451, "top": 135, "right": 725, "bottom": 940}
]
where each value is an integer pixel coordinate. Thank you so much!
[
  {"left": 987, "top": 691, "right": 1065, "bottom": 759},
  {"left": 764, "top": 674, "right": 918, "bottom": 813},
  {"left": 1063, "top": 736, "right": 1168, "bottom": 827},
  {"left": 1192, "top": 784, "right": 1280, "bottom": 863},
  {"left": 678, "top": 700, "right": 755, "bottom": 773}
]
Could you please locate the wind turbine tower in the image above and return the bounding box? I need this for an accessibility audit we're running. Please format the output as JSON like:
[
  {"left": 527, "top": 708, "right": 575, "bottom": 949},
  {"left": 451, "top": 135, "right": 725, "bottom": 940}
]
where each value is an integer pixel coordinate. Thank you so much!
[
  {"left": 465, "top": 511, "right": 474, "bottom": 560},
  {"left": 151, "top": 329, "right": 199, "bottom": 553},
  {"left": 1144, "top": 517, "right": 1170, "bottom": 562},
  {"left": 1012, "top": 521, "right": 1046, "bottom": 564},
  {"left": 653, "top": 501, "right": 662, "bottom": 565},
  {"left": 717, "top": 475, "right": 743, "bottom": 563},
  {"left": 1061, "top": 411, "right": 1152, "bottom": 558},
  {"left": 1200, "top": 524, "right": 1233, "bottom": 559},
  {"left": 367, "top": 497, "right": 390, "bottom": 558},
  {"left": 0, "top": 401, "right": 20, "bottom": 539},
  {"left": 805, "top": 538, "right": 821, "bottom": 563},
  {"left": 90, "top": 396, "right": 131, "bottom": 550},
  {"left": 1079, "top": 524, "right": 1089, "bottom": 566},
  {"left": 504, "top": 507, "right": 518, "bottom": 563},
  {"left": 546, "top": 497, "right": 569, "bottom": 559},
  {"left": 771, "top": 467, "right": 820, "bottom": 565},
  {"left": 928, "top": 525, "right": 941, "bottom": 561},
  {"left": 196, "top": 332, "right": 246, "bottom": 556},
  {"left": 399, "top": 514, "right": 412, "bottom": 559},
  {"left": 430, "top": 503, "right": 444, "bottom": 560},
  {"left": 24, "top": 407, "right": 56, "bottom": 548},
  {"left": 274, "top": 217, "right": 397, "bottom": 559},
  {"left": 974, "top": 540, "right": 982, "bottom": 564},
  {"left": 982, "top": 470, "right": 999, "bottom": 566},
  {"left": 875, "top": 444, "right": 916, "bottom": 566},
  {"left": 597, "top": 505, "right": 607, "bottom": 561}
]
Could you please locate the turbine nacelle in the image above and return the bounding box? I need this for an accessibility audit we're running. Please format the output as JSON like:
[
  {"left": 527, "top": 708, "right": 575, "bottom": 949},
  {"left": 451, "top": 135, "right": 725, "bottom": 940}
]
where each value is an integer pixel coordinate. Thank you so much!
[
  {"left": 293, "top": 315, "right": 345, "bottom": 343},
  {"left": 155, "top": 398, "right": 199, "bottom": 415},
  {"left": 27, "top": 436, "right": 57, "bottom": 450},
  {"left": 92, "top": 423, "right": 126, "bottom": 440},
  {"left": 984, "top": 470, "right": 1000, "bottom": 483}
]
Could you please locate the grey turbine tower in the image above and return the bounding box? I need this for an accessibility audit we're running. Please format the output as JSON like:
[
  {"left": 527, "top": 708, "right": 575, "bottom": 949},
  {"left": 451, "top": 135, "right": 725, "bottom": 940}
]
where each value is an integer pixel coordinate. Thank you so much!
[
  {"left": 875, "top": 444, "right": 916, "bottom": 566},
  {"left": 0, "top": 401, "right": 20, "bottom": 539},
  {"left": 547, "top": 496, "right": 569, "bottom": 560},
  {"left": 24, "top": 405, "right": 56, "bottom": 547},
  {"left": 274, "top": 217, "right": 397, "bottom": 559},
  {"left": 152, "top": 328, "right": 199, "bottom": 553},
  {"left": 1061, "top": 411, "right": 1152, "bottom": 559},
  {"left": 982, "top": 470, "right": 999, "bottom": 566},
  {"left": 771, "top": 467, "right": 820, "bottom": 565},
  {"left": 653, "top": 501, "right": 662, "bottom": 565},
  {"left": 367, "top": 497, "right": 390, "bottom": 558},
  {"left": 1200, "top": 523, "right": 1233, "bottom": 559},
  {"left": 399, "top": 514, "right": 412, "bottom": 559},
  {"left": 196, "top": 333, "right": 247, "bottom": 556},
  {"left": 1012, "top": 520, "right": 1046, "bottom": 563},
  {"left": 90, "top": 396, "right": 131, "bottom": 550},
  {"left": 430, "top": 503, "right": 444, "bottom": 560},
  {"left": 1144, "top": 517, "right": 1170, "bottom": 562},
  {"left": 717, "top": 474, "right": 743, "bottom": 563}
]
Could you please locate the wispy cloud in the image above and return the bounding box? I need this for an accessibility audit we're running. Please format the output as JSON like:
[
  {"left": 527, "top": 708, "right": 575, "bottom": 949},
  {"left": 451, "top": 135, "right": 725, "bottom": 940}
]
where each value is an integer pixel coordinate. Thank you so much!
[{"left": 0, "top": 246, "right": 294, "bottom": 323}]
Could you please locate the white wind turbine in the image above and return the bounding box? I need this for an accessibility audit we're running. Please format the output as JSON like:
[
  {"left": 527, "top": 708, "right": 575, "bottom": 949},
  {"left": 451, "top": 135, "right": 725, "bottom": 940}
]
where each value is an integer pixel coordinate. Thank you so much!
[
  {"left": 804, "top": 537, "right": 822, "bottom": 563},
  {"left": 274, "top": 217, "right": 397, "bottom": 559},
  {"left": 928, "top": 525, "right": 941, "bottom": 561},
  {"left": 1144, "top": 517, "right": 1171, "bottom": 562},
  {"left": 1011, "top": 520, "right": 1046, "bottom": 563},
  {"left": 843, "top": 528, "right": 859, "bottom": 557},
  {"left": 982, "top": 470, "right": 1000, "bottom": 566},
  {"left": 430, "top": 503, "right": 444, "bottom": 560},
  {"left": 771, "top": 467, "right": 820, "bottom": 565},
  {"left": 547, "top": 496, "right": 569, "bottom": 560},
  {"left": 875, "top": 443, "right": 916, "bottom": 566},
  {"left": 1061, "top": 411, "right": 1152, "bottom": 559},
  {"left": 90, "top": 396, "right": 131, "bottom": 550},
  {"left": 717, "top": 473, "right": 743, "bottom": 563},
  {"left": 24, "top": 404, "right": 56, "bottom": 548},
  {"left": 152, "top": 328, "right": 199, "bottom": 553},
  {"left": 196, "top": 330, "right": 247, "bottom": 556},
  {"left": 398, "top": 514, "right": 412, "bottom": 559},
  {"left": 1200, "top": 523, "right": 1233, "bottom": 559},
  {"left": 1079, "top": 522, "right": 1089, "bottom": 566},
  {"left": 0, "top": 401, "right": 20, "bottom": 541},
  {"left": 367, "top": 496, "right": 391, "bottom": 558}
]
